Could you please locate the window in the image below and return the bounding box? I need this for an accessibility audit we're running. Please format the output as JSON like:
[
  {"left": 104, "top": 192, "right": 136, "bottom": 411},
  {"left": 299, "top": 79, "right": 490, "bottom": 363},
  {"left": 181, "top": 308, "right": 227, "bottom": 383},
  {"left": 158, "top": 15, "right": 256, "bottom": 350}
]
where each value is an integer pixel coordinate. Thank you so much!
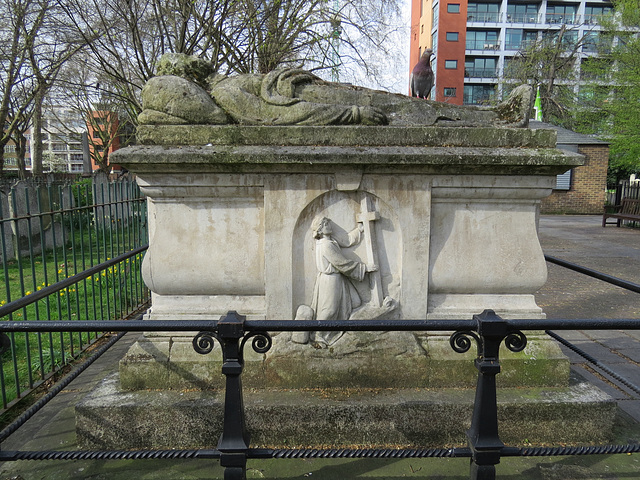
[
  {"left": 466, "top": 30, "right": 499, "bottom": 50},
  {"left": 446, "top": 32, "right": 459, "bottom": 41},
  {"left": 546, "top": 4, "right": 577, "bottom": 24},
  {"left": 444, "top": 87, "right": 457, "bottom": 97},
  {"left": 584, "top": 5, "right": 613, "bottom": 24},
  {"left": 447, "top": 3, "right": 460, "bottom": 13},
  {"left": 467, "top": 2, "right": 499, "bottom": 22},
  {"left": 583, "top": 31, "right": 611, "bottom": 53},
  {"left": 555, "top": 170, "right": 572, "bottom": 190},
  {"left": 464, "top": 84, "right": 496, "bottom": 105},
  {"left": 505, "top": 29, "right": 537, "bottom": 50},
  {"left": 445, "top": 60, "right": 458, "bottom": 69},
  {"left": 543, "top": 28, "right": 578, "bottom": 48},
  {"left": 507, "top": 4, "right": 538, "bottom": 23},
  {"left": 465, "top": 57, "right": 497, "bottom": 77}
]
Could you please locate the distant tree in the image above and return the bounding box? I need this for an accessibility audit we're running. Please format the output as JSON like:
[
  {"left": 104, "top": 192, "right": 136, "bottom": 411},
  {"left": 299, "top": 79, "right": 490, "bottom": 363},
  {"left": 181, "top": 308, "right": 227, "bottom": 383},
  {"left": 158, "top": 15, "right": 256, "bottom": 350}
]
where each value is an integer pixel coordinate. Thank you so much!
[
  {"left": 0, "top": 0, "right": 42, "bottom": 176},
  {"left": 504, "top": 25, "right": 587, "bottom": 126},
  {"left": 591, "top": 0, "right": 640, "bottom": 183},
  {"left": 0, "top": 0, "right": 90, "bottom": 177},
  {"left": 52, "top": 56, "right": 132, "bottom": 173},
  {"left": 58, "top": 0, "right": 403, "bottom": 129}
]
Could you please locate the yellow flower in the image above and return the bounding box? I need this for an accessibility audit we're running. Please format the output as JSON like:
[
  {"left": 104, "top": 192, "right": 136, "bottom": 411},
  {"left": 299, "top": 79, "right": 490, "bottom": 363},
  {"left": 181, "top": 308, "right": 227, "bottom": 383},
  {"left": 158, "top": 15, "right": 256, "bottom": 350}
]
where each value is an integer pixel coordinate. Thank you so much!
[
  {"left": 25, "top": 291, "right": 32, "bottom": 295},
  {"left": 0, "top": 300, "right": 6, "bottom": 306}
]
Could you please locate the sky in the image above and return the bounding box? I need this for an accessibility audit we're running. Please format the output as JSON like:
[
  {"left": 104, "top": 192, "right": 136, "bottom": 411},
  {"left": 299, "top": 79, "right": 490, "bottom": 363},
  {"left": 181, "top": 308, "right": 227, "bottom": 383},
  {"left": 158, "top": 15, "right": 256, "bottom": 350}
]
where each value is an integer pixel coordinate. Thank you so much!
[{"left": 335, "top": 0, "right": 412, "bottom": 94}]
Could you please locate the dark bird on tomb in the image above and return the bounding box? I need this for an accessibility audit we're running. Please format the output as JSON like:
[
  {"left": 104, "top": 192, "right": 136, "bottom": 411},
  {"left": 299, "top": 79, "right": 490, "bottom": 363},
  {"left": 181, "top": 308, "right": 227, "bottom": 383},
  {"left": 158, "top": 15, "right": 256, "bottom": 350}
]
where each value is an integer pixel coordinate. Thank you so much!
[{"left": 410, "top": 48, "right": 434, "bottom": 99}]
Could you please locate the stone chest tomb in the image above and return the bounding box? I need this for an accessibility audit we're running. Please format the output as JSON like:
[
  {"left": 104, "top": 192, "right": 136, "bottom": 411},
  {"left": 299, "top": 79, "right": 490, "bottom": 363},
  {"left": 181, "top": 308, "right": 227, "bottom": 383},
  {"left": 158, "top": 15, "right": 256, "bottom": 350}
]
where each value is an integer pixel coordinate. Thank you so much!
[{"left": 75, "top": 56, "right": 615, "bottom": 449}]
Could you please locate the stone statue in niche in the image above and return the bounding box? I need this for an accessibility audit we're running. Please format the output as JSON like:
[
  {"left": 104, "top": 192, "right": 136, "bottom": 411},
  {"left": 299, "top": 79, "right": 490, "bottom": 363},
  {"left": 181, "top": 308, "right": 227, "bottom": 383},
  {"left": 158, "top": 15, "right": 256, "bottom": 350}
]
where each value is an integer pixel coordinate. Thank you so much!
[
  {"left": 139, "top": 53, "right": 533, "bottom": 128},
  {"left": 293, "top": 202, "right": 398, "bottom": 347}
]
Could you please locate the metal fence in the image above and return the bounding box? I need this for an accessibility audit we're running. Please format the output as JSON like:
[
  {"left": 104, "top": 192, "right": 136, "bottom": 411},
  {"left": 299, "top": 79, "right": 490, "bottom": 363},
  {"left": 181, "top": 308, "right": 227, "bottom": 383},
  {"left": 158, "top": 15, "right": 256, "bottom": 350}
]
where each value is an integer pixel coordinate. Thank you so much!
[
  {"left": 0, "top": 175, "right": 149, "bottom": 410},
  {"left": 609, "top": 183, "right": 640, "bottom": 205},
  {"left": 0, "top": 255, "right": 637, "bottom": 479}
]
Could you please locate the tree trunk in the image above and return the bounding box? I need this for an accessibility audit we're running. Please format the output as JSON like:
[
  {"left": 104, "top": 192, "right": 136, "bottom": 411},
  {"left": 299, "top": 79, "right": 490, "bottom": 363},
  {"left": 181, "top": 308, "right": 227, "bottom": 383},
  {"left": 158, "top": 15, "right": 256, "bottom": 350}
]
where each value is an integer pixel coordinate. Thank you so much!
[
  {"left": 17, "top": 133, "right": 28, "bottom": 180},
  {"left": 31, "top": 87, "right": 44, "bottom": 176}
]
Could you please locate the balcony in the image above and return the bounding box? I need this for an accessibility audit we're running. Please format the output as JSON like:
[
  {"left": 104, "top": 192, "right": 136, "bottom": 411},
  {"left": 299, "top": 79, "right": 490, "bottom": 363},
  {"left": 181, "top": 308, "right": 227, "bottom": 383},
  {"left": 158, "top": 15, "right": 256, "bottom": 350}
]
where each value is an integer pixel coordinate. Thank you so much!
[
  {"left": 467, "top": 12, "right": 500, "bottom": 23},
  {"left": 465, "top": 68, "right": 498, "bottom": 78},
  {"left": 506, "top": 14, "right": 539, "bottom": 24},
  {"left": 466, "top": 41, "right": 501, "bottom": 51},
  {"left": 546, "top": 13, "right": 577, "bottom": 24}
]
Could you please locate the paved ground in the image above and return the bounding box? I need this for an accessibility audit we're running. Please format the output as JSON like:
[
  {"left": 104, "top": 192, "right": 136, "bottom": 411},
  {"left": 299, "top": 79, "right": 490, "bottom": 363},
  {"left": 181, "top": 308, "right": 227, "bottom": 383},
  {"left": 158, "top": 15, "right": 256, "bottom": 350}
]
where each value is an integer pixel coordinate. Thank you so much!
[
  {"left": 536, "top": 215, "right": 640, "bottom": 424},
  {"left": 0, "top": 214, "right": 639, "bottom": 479}
]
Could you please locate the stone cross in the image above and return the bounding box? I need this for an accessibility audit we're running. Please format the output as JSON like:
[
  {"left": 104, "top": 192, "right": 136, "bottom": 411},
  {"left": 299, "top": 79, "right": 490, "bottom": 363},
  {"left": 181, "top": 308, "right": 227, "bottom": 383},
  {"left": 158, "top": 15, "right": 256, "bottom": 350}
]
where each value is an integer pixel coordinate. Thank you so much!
[{"left": 357, "top": 195, "right": 383, "bottom": 307}]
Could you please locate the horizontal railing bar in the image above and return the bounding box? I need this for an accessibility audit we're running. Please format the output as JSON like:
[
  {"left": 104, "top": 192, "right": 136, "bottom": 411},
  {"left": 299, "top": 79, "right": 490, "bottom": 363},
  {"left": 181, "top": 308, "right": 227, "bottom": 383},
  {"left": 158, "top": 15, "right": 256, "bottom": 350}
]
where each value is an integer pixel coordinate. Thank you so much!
[
  {"left": 0, "top": 319, "right": 472, "bottom": 332},
  {"left": 0, "top": 245, "right": 148, "bottom": 318},
  {"left": 4, "top": 443, "right": 640, "bottom": 462},
  {"left": 507, "top": 318, "right": 640, "bottom": 330},
  {"left": 0, "top": 449, "right": 220, "bottom": 461},
  {"left": 1, "top": 317, "right": 639, "bottom": 333},
  {"left": 545, "top": 255, "right": 640, "bottom": 294},
  {"left": 0, "top": 198, "right": 145, "bottom": 224}
]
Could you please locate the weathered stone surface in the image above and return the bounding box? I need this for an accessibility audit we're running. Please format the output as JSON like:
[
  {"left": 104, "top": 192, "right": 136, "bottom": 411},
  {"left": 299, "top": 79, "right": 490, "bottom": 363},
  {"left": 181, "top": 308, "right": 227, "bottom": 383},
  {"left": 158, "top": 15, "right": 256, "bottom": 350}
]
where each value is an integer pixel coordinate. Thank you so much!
[
  {"left": 135, "top": 124, "right": 558, "bottom": 148},
  {"left": 119, "top": 332, "right": 569, "bottom": 390},
  {"left": 136, "top": 53, "right": 534, "bottom": 127},
  {"left": 98, "top": 118, "right": 596, "bottom": 451},
  {"left": 138, "top": 75, "right": 229, "bottom": 125},
  {"left": 77, "top": 373, "right": 616, "bottom": 449}
]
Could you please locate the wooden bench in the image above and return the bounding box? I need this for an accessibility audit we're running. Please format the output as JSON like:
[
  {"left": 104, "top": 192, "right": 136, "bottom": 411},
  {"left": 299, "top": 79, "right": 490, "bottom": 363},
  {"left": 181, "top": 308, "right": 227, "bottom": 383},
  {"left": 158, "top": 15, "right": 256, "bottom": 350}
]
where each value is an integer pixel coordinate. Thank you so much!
[{"left": 603, "top": 198, "right": 640, "bottom": 227}]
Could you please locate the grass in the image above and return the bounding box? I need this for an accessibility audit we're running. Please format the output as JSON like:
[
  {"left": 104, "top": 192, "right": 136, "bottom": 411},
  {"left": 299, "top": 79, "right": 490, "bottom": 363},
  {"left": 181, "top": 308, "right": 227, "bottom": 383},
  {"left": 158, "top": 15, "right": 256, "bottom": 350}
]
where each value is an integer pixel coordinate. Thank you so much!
[{"left": 0, "top": 219, "right": 148, "bottom": 408}]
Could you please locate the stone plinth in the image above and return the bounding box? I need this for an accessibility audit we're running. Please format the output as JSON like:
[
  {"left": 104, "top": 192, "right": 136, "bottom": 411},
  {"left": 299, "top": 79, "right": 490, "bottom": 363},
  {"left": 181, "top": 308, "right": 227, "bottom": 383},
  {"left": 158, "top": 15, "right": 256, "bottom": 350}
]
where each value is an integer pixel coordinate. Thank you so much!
[
  {"left": 77, "top": 372, "right": 615, "bottom": 449},
  {"left": 76, "top": 124, "right": 611, "bottom": 449},
  {"left": 118, "top": 125, "right": 581, "bottom": 324},
  {"left": 113, "top": 124, "right": 581, "bottom": 390}
]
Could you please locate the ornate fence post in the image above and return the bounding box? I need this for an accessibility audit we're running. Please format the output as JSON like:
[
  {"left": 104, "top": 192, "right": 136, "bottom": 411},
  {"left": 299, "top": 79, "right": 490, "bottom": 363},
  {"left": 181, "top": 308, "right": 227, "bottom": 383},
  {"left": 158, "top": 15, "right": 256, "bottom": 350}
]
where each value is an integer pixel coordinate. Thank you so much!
[
  {"left": 217, "top": 311, "right": 250, "bottom": 480},
  {"left": 193, "top": 311, "right": 272, "bottom": 480},
  {"left": 450, "top": 309, "right": 527, "bottom": 480},
  {"left": 193, "top": 311, "right": 250, "bottom": 480}
]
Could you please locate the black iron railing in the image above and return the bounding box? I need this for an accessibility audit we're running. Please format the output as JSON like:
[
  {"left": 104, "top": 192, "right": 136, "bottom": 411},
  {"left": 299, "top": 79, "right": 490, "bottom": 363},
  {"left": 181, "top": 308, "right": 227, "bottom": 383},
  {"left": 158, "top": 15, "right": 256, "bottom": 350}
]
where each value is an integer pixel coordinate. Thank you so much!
[
  {"left": 0, "top": 312, "right": 638, "bottom": 480},
  {"left": 0, "top": 177, "right": 149, "bottom": 409}
]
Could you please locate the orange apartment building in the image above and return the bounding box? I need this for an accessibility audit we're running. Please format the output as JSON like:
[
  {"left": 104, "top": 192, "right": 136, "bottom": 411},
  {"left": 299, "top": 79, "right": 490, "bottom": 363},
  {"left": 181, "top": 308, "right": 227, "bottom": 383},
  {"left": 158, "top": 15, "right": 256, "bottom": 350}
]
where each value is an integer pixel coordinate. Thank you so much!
[
  {"left": 410, "top": 0, "right": 614, "bottom": 105},
  {"left": 87, "top": 110, "right": 122, "bottom": 172}
]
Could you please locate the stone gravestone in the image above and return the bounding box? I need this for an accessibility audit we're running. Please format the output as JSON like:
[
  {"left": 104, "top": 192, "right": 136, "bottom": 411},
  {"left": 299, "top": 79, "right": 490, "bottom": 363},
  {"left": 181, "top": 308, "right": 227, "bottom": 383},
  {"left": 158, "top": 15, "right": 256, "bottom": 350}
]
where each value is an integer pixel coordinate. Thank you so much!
[
  {"left": 2, "top": 181, "right": 67, "bottom": 262},
  {"left": 76, "top": 54, "right": 615, "bottom": 449}
]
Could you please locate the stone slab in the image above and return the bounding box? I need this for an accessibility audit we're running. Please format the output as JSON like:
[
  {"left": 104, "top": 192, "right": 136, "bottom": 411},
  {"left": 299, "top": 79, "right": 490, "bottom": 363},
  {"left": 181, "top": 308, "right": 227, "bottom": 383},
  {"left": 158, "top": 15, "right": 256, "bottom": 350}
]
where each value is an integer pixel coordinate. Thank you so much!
[
  {"left": 76, "top": 372, "right": 616, "bottom": 450},
  {"left": 119, "top": 332, "right": 570, "bottom": 390}
]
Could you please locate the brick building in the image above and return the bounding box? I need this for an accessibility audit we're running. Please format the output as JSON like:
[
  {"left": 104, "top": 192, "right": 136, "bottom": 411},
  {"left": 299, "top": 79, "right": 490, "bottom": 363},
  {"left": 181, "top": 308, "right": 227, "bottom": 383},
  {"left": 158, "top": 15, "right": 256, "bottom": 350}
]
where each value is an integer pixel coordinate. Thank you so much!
[
  {"left": 530, "top": 120, "right": 609, "bottom": 214},
  {"left": 410, "top": 0, "right": 617, "bottom": 104}
]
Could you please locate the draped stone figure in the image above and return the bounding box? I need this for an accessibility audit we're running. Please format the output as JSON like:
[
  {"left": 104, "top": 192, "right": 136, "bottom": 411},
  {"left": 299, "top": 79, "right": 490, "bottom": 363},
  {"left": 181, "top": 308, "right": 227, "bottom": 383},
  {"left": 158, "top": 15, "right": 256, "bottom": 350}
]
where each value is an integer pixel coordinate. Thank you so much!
[
  {"left": 305, "top": 217, "right": 377, "bottom": 346},
  {"left": 138, "top": 53, "right": 533, "bottom": 128}
]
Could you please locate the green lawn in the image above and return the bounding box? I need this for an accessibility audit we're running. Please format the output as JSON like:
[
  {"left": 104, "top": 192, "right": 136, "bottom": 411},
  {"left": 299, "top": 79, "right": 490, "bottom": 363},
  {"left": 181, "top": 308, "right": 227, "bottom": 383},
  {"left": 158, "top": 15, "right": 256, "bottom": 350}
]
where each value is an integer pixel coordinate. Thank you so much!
[{"left": 0, "top": 227, "right": 148, "bottom": 407}]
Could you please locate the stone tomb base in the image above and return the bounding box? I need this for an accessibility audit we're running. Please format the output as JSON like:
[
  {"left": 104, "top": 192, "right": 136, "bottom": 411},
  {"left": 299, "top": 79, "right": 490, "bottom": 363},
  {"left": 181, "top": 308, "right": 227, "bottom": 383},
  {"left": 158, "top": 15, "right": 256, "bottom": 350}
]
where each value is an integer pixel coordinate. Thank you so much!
[
  {"left": 76, "top": 372, "right": 615, "bottom": 449},
  {"left": 118, "top": 331, "right": 571, "bottom": 391},
  {"left": 76, "top": 331, "right": 617, "bottom": 449}
]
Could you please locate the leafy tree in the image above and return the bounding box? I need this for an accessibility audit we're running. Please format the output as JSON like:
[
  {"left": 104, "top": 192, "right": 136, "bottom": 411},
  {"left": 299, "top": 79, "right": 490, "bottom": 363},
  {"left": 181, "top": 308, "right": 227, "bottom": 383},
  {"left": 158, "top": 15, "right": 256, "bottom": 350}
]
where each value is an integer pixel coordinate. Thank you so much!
[
  {"left": 0, "top": 0, "right": 91, "bottom": 177},
  {"left": 591, "top": 0, "right": 640, "bottom": 183},
  {"left": 504, "top": 25, "right": 587, "bottom": 126}
]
